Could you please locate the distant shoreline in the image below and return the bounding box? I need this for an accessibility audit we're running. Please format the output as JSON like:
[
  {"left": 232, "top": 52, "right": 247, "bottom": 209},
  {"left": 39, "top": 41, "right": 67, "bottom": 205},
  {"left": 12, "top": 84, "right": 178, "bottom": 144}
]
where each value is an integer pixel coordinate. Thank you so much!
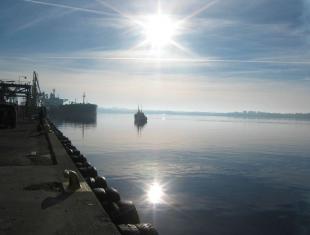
[{"left": 98, "top": 108, "right": 310, "bottom": 120}]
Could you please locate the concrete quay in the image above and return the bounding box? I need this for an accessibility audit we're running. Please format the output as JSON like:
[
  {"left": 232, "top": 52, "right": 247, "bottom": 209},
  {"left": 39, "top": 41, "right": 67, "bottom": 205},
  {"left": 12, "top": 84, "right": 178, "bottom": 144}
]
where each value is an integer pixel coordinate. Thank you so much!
[{"left": 0, "top": 118, "right": 120, "bottom": 235}]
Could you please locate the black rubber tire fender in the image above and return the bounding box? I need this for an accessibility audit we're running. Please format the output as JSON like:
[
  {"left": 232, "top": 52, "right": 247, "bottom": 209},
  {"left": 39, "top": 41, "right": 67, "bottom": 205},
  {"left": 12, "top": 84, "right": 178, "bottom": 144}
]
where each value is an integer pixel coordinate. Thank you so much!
[
  {"left": 117, "top": 224, "right": 140, "bottom": 235},
  {"left": 94, "top": 176, "right": 108, "bottom": 189},
  {"left": 106, "top": 187, "right": 121, "bottom": 203},
  {"left": 85, "top": 177, "right": 96, "bottom": 188},
  {"left": 78, "top": 166, "right": 98, "bottom": 178},
  {"left": 113, "top": 200, "right": 140, "bottom": 224},
  {"left": 93, "top": 188, "right": 107, "bottom": 202},
  {"left": 136, "top": 224, "right": 158, "bottom": 235}
]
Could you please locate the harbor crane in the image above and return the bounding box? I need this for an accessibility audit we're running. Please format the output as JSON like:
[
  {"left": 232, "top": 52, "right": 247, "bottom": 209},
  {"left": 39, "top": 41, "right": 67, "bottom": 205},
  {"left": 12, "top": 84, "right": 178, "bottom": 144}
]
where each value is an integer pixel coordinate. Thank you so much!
[{"left": 0, "top": 71, "right": 43, "bottom": 107}]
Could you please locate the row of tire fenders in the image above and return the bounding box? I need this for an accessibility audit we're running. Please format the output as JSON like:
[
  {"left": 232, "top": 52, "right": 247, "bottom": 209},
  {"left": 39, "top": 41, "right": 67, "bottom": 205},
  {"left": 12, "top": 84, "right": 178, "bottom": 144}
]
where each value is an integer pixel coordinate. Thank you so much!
[{"left": 48, "top": 121, "right": 159, "bottom": 235}]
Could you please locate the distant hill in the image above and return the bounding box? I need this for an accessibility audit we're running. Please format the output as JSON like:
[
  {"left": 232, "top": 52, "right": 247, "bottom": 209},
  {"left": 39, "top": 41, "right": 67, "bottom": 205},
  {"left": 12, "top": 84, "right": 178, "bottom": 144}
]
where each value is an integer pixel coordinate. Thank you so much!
[{"left": 98, "top": 108, "right": 310, "bottom": 120}]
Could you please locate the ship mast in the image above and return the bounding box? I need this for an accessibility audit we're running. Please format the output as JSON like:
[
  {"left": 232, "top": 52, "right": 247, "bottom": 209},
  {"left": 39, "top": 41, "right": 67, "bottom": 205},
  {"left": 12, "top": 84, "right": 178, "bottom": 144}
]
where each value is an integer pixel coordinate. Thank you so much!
[{"left": 83, "top": 92, "right": 85, "bottom": 104}]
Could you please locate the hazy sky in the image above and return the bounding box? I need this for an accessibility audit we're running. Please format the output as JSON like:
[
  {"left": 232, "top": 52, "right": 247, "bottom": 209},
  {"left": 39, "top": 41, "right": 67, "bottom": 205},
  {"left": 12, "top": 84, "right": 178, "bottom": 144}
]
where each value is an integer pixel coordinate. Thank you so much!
[{"left": 0, "top": 0, "right": 310, "bottom": 112}]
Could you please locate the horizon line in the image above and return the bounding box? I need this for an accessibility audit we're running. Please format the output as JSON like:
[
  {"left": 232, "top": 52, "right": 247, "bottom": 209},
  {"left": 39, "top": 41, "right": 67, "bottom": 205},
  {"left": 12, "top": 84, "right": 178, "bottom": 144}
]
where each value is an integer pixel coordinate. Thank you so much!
[{"left": 97, "top": 107, "right": 310, "bottom": 115}]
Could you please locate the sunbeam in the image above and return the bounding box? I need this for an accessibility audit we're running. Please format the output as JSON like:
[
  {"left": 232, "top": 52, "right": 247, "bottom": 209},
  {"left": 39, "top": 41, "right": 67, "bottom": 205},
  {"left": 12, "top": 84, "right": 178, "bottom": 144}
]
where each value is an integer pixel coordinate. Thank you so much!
[
  {"left": 24, "top": 0, "right": 114, "bottom": 16},
  {"left": 179, "top": 0, "right": 219, "bottom": 23}
]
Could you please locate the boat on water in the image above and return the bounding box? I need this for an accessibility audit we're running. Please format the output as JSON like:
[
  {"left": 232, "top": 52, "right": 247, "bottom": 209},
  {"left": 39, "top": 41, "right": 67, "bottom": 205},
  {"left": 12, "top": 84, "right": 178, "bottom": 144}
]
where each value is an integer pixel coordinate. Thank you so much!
[{"left": 134, "top": 107, "right": 147, "bottom": 125}]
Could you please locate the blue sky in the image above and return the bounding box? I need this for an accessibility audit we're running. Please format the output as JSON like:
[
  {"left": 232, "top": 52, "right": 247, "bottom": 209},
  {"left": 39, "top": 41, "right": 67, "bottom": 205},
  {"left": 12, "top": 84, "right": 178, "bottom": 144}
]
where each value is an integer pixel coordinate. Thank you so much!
[{"left": 0, "top": 0, "right": 310, "bottom": 112}]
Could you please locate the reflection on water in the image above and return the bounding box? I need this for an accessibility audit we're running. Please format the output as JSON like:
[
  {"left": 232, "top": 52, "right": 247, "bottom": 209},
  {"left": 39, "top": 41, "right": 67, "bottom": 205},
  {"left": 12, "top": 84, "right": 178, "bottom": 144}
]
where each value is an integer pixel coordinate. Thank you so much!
[
  {"left": 135, "top": 121, "right": 147, "bottom": 135},
  {"left": 51, "top": 116, "right": 96, "bottom": 138},
  {"left": 56, "top": 113, "right": 310, "bottom": 235},
  {"left": 147, "top": 182, "right": 164, "bottom": 204},
  {"left": 50, "top": 115, "right": 97, "bottom": 126}
]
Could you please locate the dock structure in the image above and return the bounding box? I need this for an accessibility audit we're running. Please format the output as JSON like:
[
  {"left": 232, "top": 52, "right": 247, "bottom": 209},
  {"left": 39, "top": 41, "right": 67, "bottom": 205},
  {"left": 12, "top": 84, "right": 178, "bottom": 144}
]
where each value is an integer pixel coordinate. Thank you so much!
[
  {"left": 0, "top": 72, "right": 158, "bottom": 235},
  {"left": 0, "top": 117, "right": 120, "bottom": 235}
]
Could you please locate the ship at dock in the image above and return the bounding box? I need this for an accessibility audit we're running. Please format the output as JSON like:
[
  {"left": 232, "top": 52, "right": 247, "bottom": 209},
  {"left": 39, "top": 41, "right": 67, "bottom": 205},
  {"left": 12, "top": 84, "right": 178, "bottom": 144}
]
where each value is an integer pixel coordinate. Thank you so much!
[{"left": 43, "top": 90, "right": 97, "bottom": 123}]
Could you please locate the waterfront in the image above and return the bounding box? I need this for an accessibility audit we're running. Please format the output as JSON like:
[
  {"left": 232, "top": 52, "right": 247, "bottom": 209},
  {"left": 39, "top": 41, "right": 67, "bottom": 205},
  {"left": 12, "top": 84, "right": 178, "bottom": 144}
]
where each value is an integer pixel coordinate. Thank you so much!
[{"left": 55, "top": 113, "right": 310, "bottom": 235}]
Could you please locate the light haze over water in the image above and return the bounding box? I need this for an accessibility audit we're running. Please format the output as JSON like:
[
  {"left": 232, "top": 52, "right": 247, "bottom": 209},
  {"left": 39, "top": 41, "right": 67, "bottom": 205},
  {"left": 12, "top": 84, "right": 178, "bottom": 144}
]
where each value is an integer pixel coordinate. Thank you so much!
[{"left": 55, "top": 113, "right": 310, "bottom": 235}]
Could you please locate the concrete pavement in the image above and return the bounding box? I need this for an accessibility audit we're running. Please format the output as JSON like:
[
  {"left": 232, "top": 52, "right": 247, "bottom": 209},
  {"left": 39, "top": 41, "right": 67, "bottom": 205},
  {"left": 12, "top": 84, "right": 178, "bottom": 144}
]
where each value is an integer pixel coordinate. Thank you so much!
[{"left": 0, "top": 118, "right": 120, "bottom": 235}]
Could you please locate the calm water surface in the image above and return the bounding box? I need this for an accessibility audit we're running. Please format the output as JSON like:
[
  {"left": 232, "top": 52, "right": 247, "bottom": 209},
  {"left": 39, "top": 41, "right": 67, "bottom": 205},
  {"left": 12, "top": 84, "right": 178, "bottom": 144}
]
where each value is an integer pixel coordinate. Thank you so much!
[{"left": 55, "top": 113, "right": 310, "bottom": 235}]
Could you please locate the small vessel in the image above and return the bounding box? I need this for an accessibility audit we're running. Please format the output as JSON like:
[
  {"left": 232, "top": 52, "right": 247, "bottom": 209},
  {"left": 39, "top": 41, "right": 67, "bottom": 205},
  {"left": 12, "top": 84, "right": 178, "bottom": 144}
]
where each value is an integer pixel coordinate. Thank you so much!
[{"left": 134, "top": 106, "right": 147, "bottom": 125}]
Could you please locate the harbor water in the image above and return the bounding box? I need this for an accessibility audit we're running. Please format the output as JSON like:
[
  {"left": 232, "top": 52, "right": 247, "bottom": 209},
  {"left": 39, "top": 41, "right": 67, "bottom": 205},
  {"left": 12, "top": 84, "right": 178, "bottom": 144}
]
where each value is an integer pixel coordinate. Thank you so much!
[{"left": 54, "top": 112, "right": 310, "bottom": 235}]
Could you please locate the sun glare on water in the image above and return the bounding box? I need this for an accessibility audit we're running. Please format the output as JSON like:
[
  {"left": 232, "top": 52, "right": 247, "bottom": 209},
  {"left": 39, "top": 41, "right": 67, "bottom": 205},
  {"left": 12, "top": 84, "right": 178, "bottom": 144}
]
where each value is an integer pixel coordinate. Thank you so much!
[{"left": 147, "top": 182, "right": 164, "bottom": 204}]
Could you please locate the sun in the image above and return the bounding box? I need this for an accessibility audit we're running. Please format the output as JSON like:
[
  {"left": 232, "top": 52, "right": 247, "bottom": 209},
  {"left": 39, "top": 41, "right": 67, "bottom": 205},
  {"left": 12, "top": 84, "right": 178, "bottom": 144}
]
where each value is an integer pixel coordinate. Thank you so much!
[{"left": 142, "top": 14, "right": 178, "bottom": 50}]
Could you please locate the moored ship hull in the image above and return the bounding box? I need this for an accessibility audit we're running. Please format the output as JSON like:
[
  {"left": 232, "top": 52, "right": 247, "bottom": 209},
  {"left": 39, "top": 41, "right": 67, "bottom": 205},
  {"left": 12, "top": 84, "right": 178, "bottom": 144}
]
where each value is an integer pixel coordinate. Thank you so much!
[{"left": 48, "top": 103, "right": 97, "bottom": 122}]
